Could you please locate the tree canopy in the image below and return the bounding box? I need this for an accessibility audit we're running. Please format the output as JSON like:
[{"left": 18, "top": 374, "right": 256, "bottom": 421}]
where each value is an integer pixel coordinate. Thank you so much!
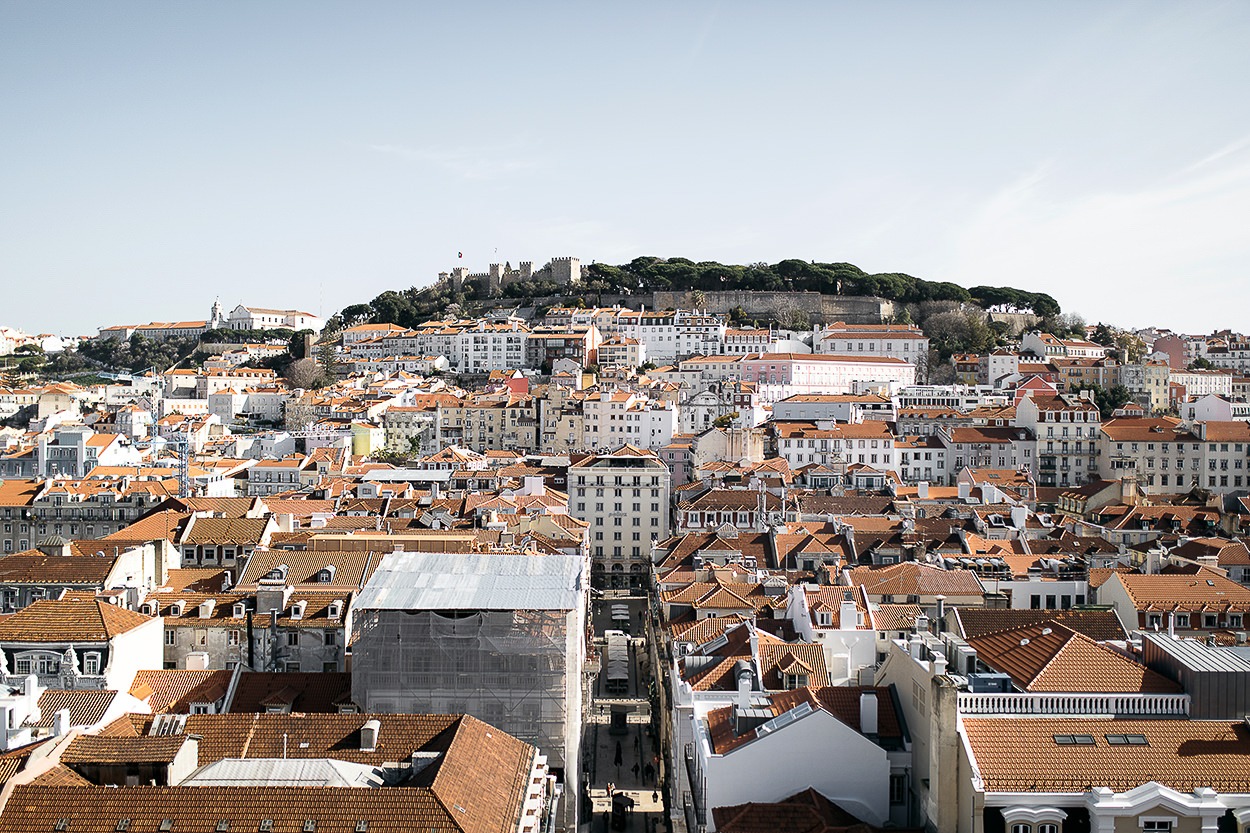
[{"left": 330, "top": 256, "right": 1062, "bottom": 330}]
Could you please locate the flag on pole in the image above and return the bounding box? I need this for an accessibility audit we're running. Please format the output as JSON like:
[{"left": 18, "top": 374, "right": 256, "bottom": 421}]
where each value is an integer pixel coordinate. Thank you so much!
[{"left": 458, "top": 252, "right": 463, "bottom": 259}]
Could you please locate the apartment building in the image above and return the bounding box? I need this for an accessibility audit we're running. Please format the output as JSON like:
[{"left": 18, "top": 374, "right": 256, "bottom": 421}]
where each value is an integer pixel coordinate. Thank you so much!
[
  {"left": 1014, "top": 392, "right": 1101, "bottom": 489},
  {"left": 569, "top": 445, "right": 671, "bottom": 589}
]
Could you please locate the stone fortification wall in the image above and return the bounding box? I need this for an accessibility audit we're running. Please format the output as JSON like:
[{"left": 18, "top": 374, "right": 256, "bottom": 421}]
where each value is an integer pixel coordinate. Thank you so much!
[{"left": 650, "top": 290, "right": 893, "bottom": 325}]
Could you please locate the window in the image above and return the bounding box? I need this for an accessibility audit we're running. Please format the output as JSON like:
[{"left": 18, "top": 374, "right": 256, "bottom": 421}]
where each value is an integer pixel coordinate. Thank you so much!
[
  {"left": 1142, "top": 822, "right": 1172, "bottom": 833},
  {"left": 165, "top": 630, "right": 176, "bottom": 646},
  {"left": 889, "top": 774, "right": 907, "bottom": 805},
  {"left": 287, "top": 632, "right": 299, "bottom": 646},
  {"left": 83, "top": 653, "right": 100, "bottom": 675},
  {"left": 1011, "top": 826, "right": 1032, "bottom": 833}
]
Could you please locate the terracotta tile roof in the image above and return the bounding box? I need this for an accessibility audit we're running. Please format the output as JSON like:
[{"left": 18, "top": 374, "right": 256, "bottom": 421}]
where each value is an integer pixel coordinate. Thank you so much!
[
  {"left": 0, "top": 480, "right": 40, "bottom": 506},
  {"left": 26, "top": 765, "right": 92, "bottom": 787},
  {"left": 846, "top": 562, "right": 985, "bottom": 599},
  {"left": 228, "top": 672, "right": 355, "bottom": 713},
  {"left": 236, "top": 550, "right": 378, "bottom": 589},
  {"left": 668, "top": 615, "right": 753, "bottom": 644},
  {"left": 952, "top": 608, "right": 1127, "bottom": 641},
  {"left": 25, "top": 689, "right": 118, "bottom": 729},
  {"left": 0, "top": 785, "right": 463, "bottom": 833},
  {"left": 0, "top": 552, "right": 118, "bottom": 585},
  {"left": 129, "top": 669, "right": 234, "bottom": 713},
  {"left": 1112, "top": 570, "right": 1250, "bottom": 612},
  {"left": 964, "top": 717, "right": 1250, "bottom": 793},
  {"left": 713, "top": 786, "right": 895, "bottom": 833},
  {"left": 42, "top": 713, "right": 535, "bottom": 833},
  {"left": 869, "top": 604, "right": 925, "bottom": 632},
  {"left": 61, "top": 734, "right": 189, "bottom": 764},
  {"left": 0, "top": 599, "right": 152, "bottom": 642},
  {"left": 758, "top": 643, "right": 829, "bottom": 688},
  {"left": 967, "top": 622, "right": 1180, "bottom": 693},
  {"left": 183, "top": 517, "right": 271, "bottom": 545},
  {"left": 103, "top": 509, "right": 190, "bottom": 542},
  {"left": 1087, "top": 566, "right": 1138, "bottom": 590},
  {"left": 1172, "top": 537, "right": 1250, "bottom": 567}
]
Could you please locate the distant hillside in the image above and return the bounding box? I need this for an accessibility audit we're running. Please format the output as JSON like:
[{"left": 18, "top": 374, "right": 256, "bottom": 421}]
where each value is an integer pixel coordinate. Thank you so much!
[{"left": 325, "top": 257, "right": 1061, "bottom": 332}]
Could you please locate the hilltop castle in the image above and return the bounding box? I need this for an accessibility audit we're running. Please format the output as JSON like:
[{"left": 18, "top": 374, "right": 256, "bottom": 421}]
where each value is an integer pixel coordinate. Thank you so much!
[{"left": 439, "top": 257, "right": 582, "bottom": 297}]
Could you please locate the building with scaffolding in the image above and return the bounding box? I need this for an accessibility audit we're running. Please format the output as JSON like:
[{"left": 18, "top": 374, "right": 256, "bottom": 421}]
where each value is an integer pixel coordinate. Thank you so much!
[{"left": 351, "top": 550, "right": 589, "bottom": 828}]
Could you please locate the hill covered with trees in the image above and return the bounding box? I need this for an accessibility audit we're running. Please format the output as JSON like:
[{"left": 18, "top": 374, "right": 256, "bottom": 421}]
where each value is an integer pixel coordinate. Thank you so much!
[{"left": 325, "top": 256, "right": 1062, "bottom": 333}]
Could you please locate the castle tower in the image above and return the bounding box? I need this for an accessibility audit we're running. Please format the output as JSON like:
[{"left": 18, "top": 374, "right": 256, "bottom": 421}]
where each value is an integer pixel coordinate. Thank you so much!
[
  {"left": 210, "top": 299, "right": 224, "bottom": 329},
  {"left": 550, "top": 257, "right": 582, "bottom": 286}
]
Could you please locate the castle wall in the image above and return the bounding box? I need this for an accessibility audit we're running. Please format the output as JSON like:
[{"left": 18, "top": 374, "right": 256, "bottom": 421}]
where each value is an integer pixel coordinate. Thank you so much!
[{"left": 650, "top": 290, "right": 892, "bottom": 325}]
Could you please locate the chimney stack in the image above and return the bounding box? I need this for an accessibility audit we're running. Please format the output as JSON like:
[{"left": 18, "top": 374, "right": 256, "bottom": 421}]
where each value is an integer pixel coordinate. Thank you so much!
[
  {"left": 53, "top": 709, "right": 71, "bottom": 737},
  {"left": 859, "top": 689, "right": 879, "bottom": 737},
  {"left": 840, "top": 591, "right": 859, "bottom": 630},
  {"left": 360, "top": 719, "right": 381, "bottom": 752}
]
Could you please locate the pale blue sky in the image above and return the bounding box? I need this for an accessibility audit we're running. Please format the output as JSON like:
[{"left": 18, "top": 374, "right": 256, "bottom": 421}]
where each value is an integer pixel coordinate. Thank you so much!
[{"left": 3, "top": 2, "right": 1248, "bottom": 336}]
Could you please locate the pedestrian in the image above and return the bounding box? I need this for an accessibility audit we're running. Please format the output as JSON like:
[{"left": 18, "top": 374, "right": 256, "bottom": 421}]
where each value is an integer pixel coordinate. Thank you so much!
[
  {"left": 632, "top": 762, "right": 640, "bottom": 780},
  {"left": 607, "top": 782, "right": 614, "bottom": 797},
  {"left": 652, "top": 791, "right": 659, "bottom": 805},
  {"left": 644, "top": 763, "right": 654, "bottom": 782}
]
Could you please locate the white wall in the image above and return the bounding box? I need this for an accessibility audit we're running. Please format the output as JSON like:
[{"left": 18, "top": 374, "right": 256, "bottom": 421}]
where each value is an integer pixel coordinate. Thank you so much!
[
  {"left": 105, "top": 617, "right": 164, "bottom": 693},
  {"left": 697, "top": 706, "right": 891, "bottom": 827}
]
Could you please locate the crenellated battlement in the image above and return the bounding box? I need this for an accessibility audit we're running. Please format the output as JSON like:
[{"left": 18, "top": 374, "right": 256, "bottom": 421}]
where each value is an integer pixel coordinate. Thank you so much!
[{"left": 438, "top": 256, "right": 580, "bottom": 297}]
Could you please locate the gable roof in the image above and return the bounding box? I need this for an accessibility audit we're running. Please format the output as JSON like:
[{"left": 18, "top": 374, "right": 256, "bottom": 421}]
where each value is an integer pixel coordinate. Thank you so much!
[
  {"left": 952, "top": 608, "right": 1127, "bottom": 641},
  {"left": 966, "top": 622, "right": 1181, "bottom": 693},
  {"left": 713, "top": 787, "right": 893, "bottom": 833},
  {"left": 129, "top": 669, "right": 234, "bottom": 713},
  {"left": 0, "top": 599, "right": 152, "bottom": 642}
]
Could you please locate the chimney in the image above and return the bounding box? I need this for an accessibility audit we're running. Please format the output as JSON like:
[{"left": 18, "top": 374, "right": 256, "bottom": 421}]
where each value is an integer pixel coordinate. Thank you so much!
[
  {"left": 360, "top": 719, "right": 381, "bottom": 752},
  {"left": 958, "top": 481, "right": 971, "bottom": 500},
  {"left": 735, "top": 660, "right": 753, "bottom": 710},
  {"left": 1168, "top": 612, "right": 1176, "bottom": 638},
  {"left": 917, "top": 481, "right": 929, "bottom": 500},
  {"left": 185, "top": 652, "right": 209, "bottom": 671},
  {"left": 859, "top": 689, "right": 879, "bottom": 736},
  {"left": 934, "top": 595, "right": 946, "bottom": 625},
  {"left": 840, "top": 592, "right": 859, "bottom": 630},
  {"left": 23, "top": 675, "right": 41, "bottom": 722},
  {"left": 909, "top": 633, "right": 924, "bottom": 660},
  {"left": 53, "top": 709, "right": 71, "bottom": 737}
]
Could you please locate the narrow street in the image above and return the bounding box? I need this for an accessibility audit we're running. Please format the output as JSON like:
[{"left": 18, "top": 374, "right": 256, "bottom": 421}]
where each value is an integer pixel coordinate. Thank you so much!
[{"left": 582, "top": 592, "right": 669, "bottom": 833}]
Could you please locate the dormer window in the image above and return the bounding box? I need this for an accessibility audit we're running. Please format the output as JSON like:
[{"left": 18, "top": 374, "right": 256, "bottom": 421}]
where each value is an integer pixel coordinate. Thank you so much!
[
  {"left": 233, "top": 602, "right": 248, "bottom": 618},
  {"left": 784, "top": 674, "right": 808, "bottom": 690},
  {"left": 327, "top": 600, "right": 343, "bottom": 619},
  {"left": 290, "top": 601, "right": 307, "bottom": 620},
  {"left": 316, "top": 566, "right": 336, "bottom": 583}
]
